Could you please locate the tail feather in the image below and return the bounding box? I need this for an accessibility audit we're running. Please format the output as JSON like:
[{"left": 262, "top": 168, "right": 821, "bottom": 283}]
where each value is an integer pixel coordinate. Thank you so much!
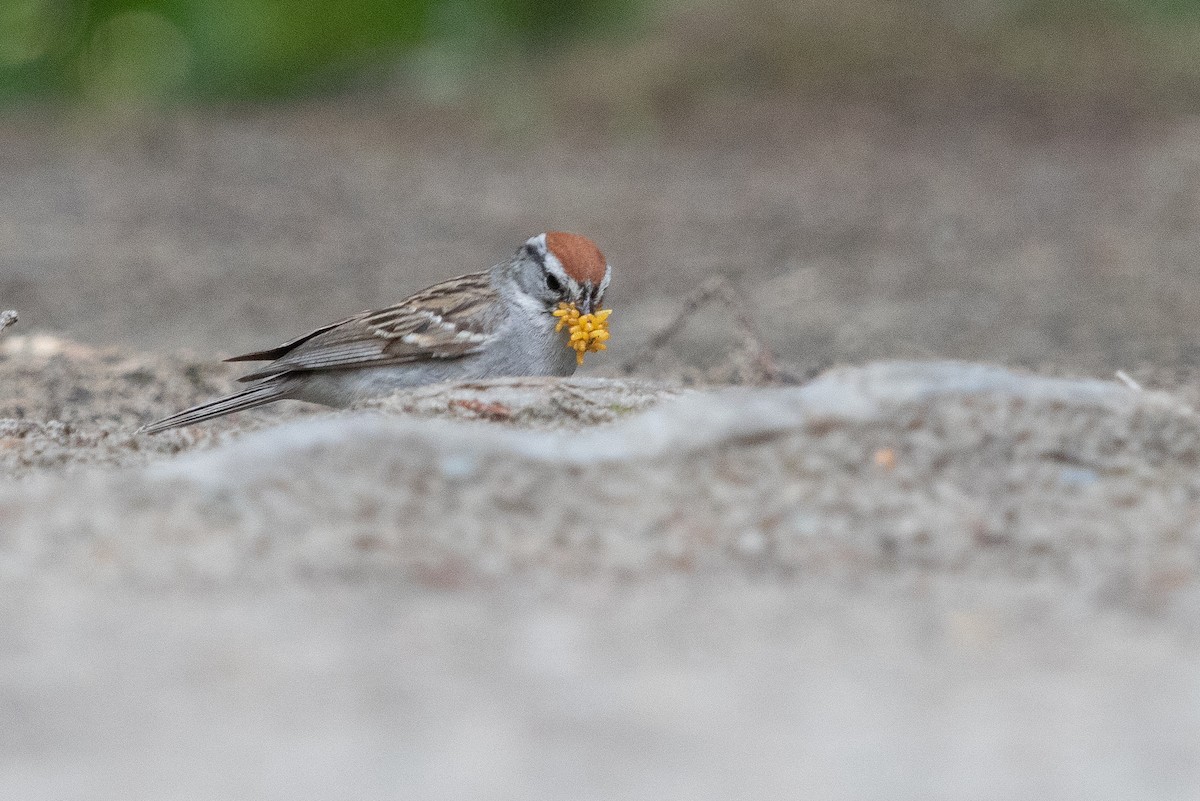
[{"left": 139, "top": 380, "right": 290, "bottom": 434}]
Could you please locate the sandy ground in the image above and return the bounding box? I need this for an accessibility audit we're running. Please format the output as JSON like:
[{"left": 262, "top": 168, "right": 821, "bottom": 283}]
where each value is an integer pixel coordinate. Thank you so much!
[{"left": 4, "top": 101, "right": 1200, "bottom": 798}]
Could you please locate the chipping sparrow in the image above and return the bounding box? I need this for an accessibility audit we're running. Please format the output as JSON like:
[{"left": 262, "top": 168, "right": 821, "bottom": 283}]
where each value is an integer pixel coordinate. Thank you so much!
[{"left": 141, "top": 231, "right": 612, "bottom": 433}]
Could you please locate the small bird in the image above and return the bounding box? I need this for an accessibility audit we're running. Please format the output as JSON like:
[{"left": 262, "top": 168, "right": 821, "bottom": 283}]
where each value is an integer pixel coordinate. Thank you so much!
[{"left": 141, "top": 232, "right": 612, "bottom": 433}]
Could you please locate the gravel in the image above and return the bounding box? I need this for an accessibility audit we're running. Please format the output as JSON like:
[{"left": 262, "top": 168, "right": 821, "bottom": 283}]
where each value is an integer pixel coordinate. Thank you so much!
[
  {"left": 3, "top": 358, "right": 1200, "bottom": 798},
  {"left": 5, "top": 100, "right": 1200, "bottom": 798}
]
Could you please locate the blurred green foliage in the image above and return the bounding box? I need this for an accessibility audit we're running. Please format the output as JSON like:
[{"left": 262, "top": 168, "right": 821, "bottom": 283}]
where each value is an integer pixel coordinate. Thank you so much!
[
  {"left": 0, "top": 0, "right": 635, "bottom": 103},
  {"left": 3, "top": 0, "right": 1200, "bottom": 107}
]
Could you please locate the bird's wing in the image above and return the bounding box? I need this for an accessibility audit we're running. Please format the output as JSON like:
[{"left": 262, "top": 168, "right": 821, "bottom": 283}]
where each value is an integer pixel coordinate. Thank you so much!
[{"left": 231, "top": 272, "right": 500, "bottom": 382}]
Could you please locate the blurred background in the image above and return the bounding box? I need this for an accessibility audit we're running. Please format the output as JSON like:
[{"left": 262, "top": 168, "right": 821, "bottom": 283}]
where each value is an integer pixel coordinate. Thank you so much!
[
  {"left": 5, "top": 0, "right": 1200, "bottom": 377},
  {"left": 8, "top": 0, "right": 1200, "bottom": 110}
]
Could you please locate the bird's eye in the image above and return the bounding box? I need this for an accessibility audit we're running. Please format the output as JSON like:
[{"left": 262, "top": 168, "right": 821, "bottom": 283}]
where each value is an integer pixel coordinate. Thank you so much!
[{"left": 545, "top": 273, "right": 563, "bottom": 294}]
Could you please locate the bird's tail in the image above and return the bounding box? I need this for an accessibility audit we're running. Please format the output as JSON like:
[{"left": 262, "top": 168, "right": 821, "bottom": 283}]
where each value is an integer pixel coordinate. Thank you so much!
[{"left": 139, "top": 380, "right": 290, "bottom": 434}]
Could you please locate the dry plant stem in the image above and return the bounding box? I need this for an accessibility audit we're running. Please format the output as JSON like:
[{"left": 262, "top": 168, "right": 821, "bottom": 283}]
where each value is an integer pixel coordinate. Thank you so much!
[
  {"left": 1115, "top": 370, "right": 1143, "bottom": 392},
  {"left": 0, "top": 310, "right": 16, "bottom": 334},
  {"left": 621, "top": 276, "right": 785, "bottom": 383}
]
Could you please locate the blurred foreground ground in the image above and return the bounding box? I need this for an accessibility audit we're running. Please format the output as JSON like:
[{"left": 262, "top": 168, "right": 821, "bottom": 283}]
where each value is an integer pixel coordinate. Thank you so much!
[{"left": 4, "top": 100, "right": 1200, "bottom": 798}]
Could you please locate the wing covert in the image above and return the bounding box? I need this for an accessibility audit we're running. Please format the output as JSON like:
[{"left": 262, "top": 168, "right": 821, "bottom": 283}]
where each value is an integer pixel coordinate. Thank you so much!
[{"left": 235, "top": 272, "right": 498, "bottom": 382}]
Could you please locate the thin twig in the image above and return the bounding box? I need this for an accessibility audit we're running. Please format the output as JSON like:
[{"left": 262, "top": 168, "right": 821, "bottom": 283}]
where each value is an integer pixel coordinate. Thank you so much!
[
  {"left": 1114, "top": 370, "right": 1142, "bottom": 392},
  {"left": 620, "top": 276, "right": 786, "bottom": 384}
]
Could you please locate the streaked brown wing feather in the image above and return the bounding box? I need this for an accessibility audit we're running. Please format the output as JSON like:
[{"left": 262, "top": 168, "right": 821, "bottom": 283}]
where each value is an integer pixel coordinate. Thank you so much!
[
  {"left": 235, "top": 272, "right": 497, "bottom": 382},
  {"left": 225, "top": 317, "right": 354, "bottom": 363}
]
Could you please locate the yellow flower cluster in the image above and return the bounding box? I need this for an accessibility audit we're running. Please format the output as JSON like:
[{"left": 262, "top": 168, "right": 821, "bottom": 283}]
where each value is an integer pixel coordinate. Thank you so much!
[{"left": 552, "top": 302, "right": 612, "bottom": 365}]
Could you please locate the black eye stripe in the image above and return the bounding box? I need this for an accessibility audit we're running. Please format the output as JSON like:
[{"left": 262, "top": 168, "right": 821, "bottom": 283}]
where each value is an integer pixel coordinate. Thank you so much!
[{"left": 524, "top": 243, "right": 545, "bottom": 268}]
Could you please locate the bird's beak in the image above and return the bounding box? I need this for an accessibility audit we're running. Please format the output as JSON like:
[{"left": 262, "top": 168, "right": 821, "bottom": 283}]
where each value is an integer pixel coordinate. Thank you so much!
[{"left": 579, "top": 289, "right": 599, "bottom": 315}]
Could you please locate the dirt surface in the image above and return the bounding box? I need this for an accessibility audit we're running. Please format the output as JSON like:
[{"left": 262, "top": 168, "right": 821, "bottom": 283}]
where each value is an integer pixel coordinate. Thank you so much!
[
  {"left": 3, "top": 101, "right": 1200, "bottom": 374},
  {"left": 5, "top": 101, "right": 1200, "bottom": 798}
]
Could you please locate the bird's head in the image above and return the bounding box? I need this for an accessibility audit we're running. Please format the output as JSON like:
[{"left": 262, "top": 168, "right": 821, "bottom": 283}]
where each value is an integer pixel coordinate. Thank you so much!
[
  {"left": 511, "top": 231, "right": 610, "bottom": 314},
  {"left": 509, "top": 231, "right": 612, "bottom": 365}
]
